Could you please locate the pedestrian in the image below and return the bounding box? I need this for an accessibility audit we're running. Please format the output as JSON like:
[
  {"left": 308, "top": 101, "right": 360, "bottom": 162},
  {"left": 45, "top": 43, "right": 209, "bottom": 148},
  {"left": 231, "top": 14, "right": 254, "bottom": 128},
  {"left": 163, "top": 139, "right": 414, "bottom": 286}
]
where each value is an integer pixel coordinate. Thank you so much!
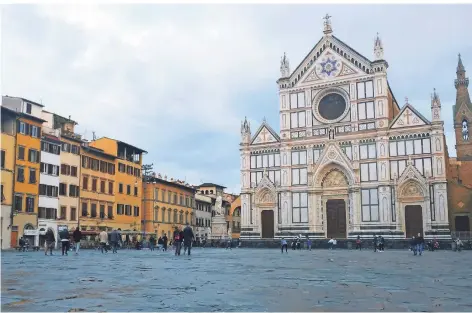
[
  {"left": 19, "top": 236, "right": 26, "bottom": 252},
  {"left": 44, "top": 228, "right": 55, "bottom": 256},
  {"left": 99, "top": 230, "right": 108, "bottom": 253},
  {"left": 306, "top": 235, "right": 312, "bottom": 251},
  {"left": 149, "top": 236, "right": 156, "bottom": 251},
  {"left": 226, "top": 238, "right": 232, "bottom": 250},
  {"left": 281, "top": 237, "right": 288, "bottom": 253},
  {"left": 456, "top": 238, "right": 463, "bottom": 252},
  {"left": 163, "top": 234, "right": 168, "bottom": 251},
  {"left": 183, "top": 222, "right": 194, "bottom": 256},
  {"left": 73, "top": 227, "right": 82, "bottom": 255},
  {"left": 110, "top": 229, "right": 120, "bottom": 254},
  {"left": 173, "top": 227, "right": 181, "bottom": 256},
  {"left": 328, "top": 237, "right": 337, "bottom": 250},
  {"left": 356, "top": 235, "right": 362, "bottom": 250},
  {"left": 60, "top": 228, "right": 70, "bottom": 256},
  {"left": 415, "top": 232, "right": 424, "bottom": 256},
  {"left": 157, "top": 236, "right": 163, "bottom": 251},
  {"left": 373, "top": 235, "right": 378, "bottom": 252},
  {"left": 179, "top": 228, "right": 184, "bottom": 255},
  {"left": 379, "top": 236, "right": 385, "bottom": 252},
  {"left": 125, "top": 234, "right": 130, "bottom": 249}
]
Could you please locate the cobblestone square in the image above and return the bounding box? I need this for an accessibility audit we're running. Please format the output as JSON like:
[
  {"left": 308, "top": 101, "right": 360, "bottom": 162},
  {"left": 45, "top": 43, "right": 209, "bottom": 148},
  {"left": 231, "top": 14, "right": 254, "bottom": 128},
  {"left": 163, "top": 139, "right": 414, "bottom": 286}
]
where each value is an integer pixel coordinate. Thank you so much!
[{"left": 2, "top": 248, "right": 472, "bottom": 312}]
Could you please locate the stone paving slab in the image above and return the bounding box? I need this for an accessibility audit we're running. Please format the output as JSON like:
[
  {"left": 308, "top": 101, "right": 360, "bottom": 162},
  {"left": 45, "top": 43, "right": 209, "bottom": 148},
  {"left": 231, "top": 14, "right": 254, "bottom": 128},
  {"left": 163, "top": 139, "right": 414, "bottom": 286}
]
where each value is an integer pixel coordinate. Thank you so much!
[{"left": 1, "top": 248, "right": 471, "bottom": 312}]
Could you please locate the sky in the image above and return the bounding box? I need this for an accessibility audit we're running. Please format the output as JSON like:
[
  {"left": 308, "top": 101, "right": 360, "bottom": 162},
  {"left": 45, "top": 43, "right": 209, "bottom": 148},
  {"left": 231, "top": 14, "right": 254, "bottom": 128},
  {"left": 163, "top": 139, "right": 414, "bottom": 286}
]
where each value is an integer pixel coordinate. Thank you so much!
[{"left": 2, "top": 4, "right": 472, "bottom": 194}]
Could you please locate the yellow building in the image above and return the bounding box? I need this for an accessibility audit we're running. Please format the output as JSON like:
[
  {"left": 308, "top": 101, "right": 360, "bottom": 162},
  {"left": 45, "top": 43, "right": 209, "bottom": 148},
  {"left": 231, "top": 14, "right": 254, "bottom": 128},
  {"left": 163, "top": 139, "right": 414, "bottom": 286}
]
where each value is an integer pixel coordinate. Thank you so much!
[
  {"left": 79, "top": 142, "right": 116, "bottom": 233},
  {"left": 89, "top": 137, "right": 146, "bottom": 231},
  {"left": 1, "top": 107, "right": 17, "bottom": 249},
  {"left": 142, "top": 175, "right": 195, "bottom": 239},
  {"left": 2, "top": 96, "right": 45, "bottom": 246},
  {"left": 230, "top": 195, "right": 241, "bottom": 239}
]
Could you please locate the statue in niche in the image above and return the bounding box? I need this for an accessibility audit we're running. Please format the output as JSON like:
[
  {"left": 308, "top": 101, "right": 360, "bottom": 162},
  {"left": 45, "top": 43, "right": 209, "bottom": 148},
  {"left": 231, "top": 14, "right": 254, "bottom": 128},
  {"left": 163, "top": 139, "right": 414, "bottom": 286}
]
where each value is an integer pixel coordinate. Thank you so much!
[{"left": 463, "top": 120, "right": 469, "bottom": 141}]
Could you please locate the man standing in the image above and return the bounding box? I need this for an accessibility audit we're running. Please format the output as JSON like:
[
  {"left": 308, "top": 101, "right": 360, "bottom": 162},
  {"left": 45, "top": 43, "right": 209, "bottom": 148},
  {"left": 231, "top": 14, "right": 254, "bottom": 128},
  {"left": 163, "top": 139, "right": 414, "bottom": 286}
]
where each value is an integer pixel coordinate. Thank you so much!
[
  {"left": 183, "top": 222, "right": 194, "bottom": 256},
  {"left": 44, "top": 228, "right": 55, "bottom": 256},
  {"left": 162, "top": 233, "right": 168, "bottom": 251},
  {"left": 59, "top": 228, "right": 70, "bottom": 256},
  {"left": 73, "top": 227, "right": 82, "bottom": 255},
  {"left": 110, "top": 229, "right": 121, "bottom": 254},
  {"left": 99, "top": 230, "right": 108, "bottom": 253},
  {"left": 415, "top": 232, "right": 424, "bottom": 256}
]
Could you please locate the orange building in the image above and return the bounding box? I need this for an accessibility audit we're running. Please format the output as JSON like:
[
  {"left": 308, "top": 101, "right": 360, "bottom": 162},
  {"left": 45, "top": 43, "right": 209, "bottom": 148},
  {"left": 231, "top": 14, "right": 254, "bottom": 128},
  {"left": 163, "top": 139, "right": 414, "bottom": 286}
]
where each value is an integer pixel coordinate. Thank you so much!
[
  {"left": 142, "top": 175, "right": 195, "bottom": 238},
  {"left": 230, "top": 195, "right": 241, "bottom": 239},
  {"left": 89, "top": 137, "right": 146, "bottom": 231}
]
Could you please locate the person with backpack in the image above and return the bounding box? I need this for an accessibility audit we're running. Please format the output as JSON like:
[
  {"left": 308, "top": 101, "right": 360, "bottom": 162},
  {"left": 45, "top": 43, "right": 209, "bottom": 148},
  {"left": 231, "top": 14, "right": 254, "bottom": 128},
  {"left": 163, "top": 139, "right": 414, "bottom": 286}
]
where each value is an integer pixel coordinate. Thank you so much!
[
  {"left": 44, "top": 228, "right": 55, "bottom": 256},
  {"left": 356, "top": 235, "right": 362, "bottom": 250},
  {"left": 73, "top": 227, "right": 82, "bottom": 255},
  {"left": 59, "top": 228, "right": 70, "bottom": 256}
]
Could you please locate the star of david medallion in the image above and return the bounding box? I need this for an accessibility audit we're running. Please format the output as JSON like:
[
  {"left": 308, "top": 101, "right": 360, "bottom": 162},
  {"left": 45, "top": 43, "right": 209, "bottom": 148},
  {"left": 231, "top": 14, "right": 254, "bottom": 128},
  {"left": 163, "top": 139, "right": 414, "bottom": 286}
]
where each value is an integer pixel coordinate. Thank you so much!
[{"left": 316, "top": 56, "right": 340, "bottom": 78}]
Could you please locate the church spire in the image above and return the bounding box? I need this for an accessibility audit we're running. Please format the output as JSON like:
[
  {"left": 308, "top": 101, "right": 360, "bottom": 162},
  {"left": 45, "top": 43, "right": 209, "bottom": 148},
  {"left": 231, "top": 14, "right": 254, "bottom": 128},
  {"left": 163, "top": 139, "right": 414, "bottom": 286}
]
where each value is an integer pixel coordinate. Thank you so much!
[
  {"left": 454, "top": 53, "right": 472, "bottom": 119},
  {"left": 431, "top": 88, "right": 442, "bottom": 123},
  {"left": 323, "top": 14, "right": 333, "bottom": 35},
  {"left": 457, "top": 53, "right": 465, "bottom": 74},
  {"left": 374, "top": 32, "right": 384, "bottom": 61}
]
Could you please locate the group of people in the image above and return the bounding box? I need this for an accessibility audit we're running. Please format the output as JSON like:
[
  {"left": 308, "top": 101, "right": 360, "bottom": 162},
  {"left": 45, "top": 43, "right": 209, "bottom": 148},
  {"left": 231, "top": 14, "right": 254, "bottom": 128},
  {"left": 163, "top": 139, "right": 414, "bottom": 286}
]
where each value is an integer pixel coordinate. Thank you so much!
[
  {"left": 42, "top": 227, "right": 83, "bottom": 256},
  {"left": 172, "top": 223, "right": 194, "bottom": 256}
]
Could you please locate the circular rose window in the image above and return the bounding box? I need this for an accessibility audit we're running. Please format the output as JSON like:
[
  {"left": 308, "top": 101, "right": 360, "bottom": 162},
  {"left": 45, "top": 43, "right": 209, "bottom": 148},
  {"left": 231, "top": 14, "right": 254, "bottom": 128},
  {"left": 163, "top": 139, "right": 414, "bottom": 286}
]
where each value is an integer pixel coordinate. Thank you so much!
[{"left": 318, "top": 93, "right": 347, "bottom": 121}]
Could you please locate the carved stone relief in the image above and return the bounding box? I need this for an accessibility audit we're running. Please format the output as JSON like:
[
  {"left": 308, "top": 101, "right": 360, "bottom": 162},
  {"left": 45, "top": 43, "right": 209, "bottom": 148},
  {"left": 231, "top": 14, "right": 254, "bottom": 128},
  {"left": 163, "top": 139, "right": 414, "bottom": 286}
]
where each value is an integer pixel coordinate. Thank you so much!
[
  {"left": 382, "top": 197, "right": 388, "bottom": 222},
  {"left": 401, "top": 181, "right": 424, "bottom": 198},
  {"left": 381, "top": 163, "right": 387, "bottom": 180},
  {"left": 380, "top": 143, "right": 385, "bottom": 156},
  {"left": 437, "top": 157, "right": 443, "bottom": 175},
  {"left": 439, "top": 194, "right": 445, "bottom": 221},
  {"left": 435, "top": 138, "right": 441, "bottom": 152},
  {"left": 322, "top": 169, "right": 348, "bottom": 188}
]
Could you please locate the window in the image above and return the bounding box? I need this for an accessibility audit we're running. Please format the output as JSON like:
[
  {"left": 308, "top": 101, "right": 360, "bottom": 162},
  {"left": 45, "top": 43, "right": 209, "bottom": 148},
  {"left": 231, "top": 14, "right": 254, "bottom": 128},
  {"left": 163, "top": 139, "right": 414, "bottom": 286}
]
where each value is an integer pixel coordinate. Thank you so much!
[
  {"left": 109, "top": 182, "right": 113, "bottom": 195},
  {"left": 29, "top": 168, "right": 36, "bottom": 183},
  {"left": 389, "top": 142, "right": 397, "bottom": 157},
  {"left": 313, "top": 148, "right": 323, "bottom": 163},
  {"left": 125, "top": 205, "right": 132, "bottom": 216},
  {"left": 14, "top": 194, "right": 23, "bottom": 211},
  {"left": 291, "top": 150, "right": 307, "bottom": 165},
  {"left": 100, "top": 180, "right": 105, "bottom": 193},
  {"left": 292, "top": 192, "right": 308, "bottom": 223},
  {"left": 82, "top": 156, "right": 89, "bottom": 168},
  {"left": 390, "top": 160, "right": 407, "bottom": 179},
  {"left": 119, "top": 183, "right": 123, "bottom": 194},
  {"left": 290, "top": 111, "right": 306, "bottom": 128},
  {"left": 358, "top": 102, "right": 375, "bottom": 120},
  {"left": 59, "top": 183, "right": 67, "bottom": 196},
  {"left": 291, "top": 168, "right": 307, "bottom": 185},
  {"left": 134, "top": 186, "right": 138, "bottom": 196},
  {"left": 28, "top": 149, "right": 39, "bottom": 163},
  {"left": 1, "top": 150, "right": 5, "bottom": 168},
  {"left": 414, "top": 158, "right": 432, "bottom": 176},
  {"left": 90, "top": 204, "right": 97, "bottom": 218},
  {"left": 32, "top": 126, "right": 39, "bottom": 138},
  {"left": 360, "top": 143, "right": 376, "bottom": 159},
  {"left": 18, "top": 146, "right": 25, "bottom": 160},
  {"left": 117, "top": 204, "right": 124, "bottom": 215},
  {"left": 60, "top": 206, "right": 66, "bottom": 219},
  {"left": 26, "top": 102, "right": 32, "bottom": 114},
  {"left": 162, "top": 190, "right": 166, "bottom": 202},
  {"left": 71, "top": 145, "right": 80, "bottom": 154},
  {"left": 422, "top": 138, "right": 431, "bottom": 154},
  {"left": 361, "top": 188, "right": 379, "bottom": 222},
  {"left": 118, "top": 163, "right": 126, "bottom": 173},
  {"left": 360, "top": 162, "right": 377, "bottom": 182},
  {"left": 26, "top": 196, "right": 34, "bottom": 213},
  {"left": 133, "top": 206, "right": 140, "bottom": 217},
  {"left": 341, "top": 146, "right": 352, "bottom": 160},
  {"left": 179, "top": 212, "right": 183, "bottom": 223},
  {"left": 82, "top": 176, "right": 88, "bottom": 190},
  {"left": 71, "top": 207, "right": 77, "bottom": 221},
  {"left": 17, "top": 167, "right": 25, "bottom": 182},
  {"left": 69, "top": 185, "right": 79, "bottom": 197},
  {"left": 126, "top": 185, "right": 131, "bottom": 195},
  {"left": 19, "top": 122, "right": 25, "bottom": 134},
  {"left": 174, "top": 210, "right": 178, "bottom": 223},
  {"left": 357, "top": 80, "right": 374, "bottom": 99},
  {"left": 406, "top": 140, "right": 414, "bottom": 155},
  {"left": 71, "top": 166, "right": 78, "bottom": 177},
  {"left": 162, "top": 208, "right": 166, "bottom": 222},
  {"left": 391, "top": 138, "right": 431, "bottom": 155},
  {"left": 108, "top": 163, "right": 115, "bottom": 175},
  {"left": 100, "top": 205, "right": 105, "bottom": 219},
  {"left": 168, "top": 210, "right": 171, "bottom": 222},
  {"left": 82, "top": 203, "right": 88, "bottom": 217},
  {"left": 108, "top": 206, "right": 113, "bottom": 219},
  {"left": 290, "top": 92, "right": 306, "bottom": 108},
  {"left": 92, "top": 179, "right": 97, "bottom": 192}
]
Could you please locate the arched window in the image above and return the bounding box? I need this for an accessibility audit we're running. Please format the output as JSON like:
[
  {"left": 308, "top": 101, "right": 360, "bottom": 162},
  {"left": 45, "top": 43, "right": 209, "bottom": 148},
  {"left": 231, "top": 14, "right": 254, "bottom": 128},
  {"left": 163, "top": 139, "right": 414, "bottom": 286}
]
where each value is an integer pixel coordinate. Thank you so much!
[{"left": 24, "top": 223, "right": 34, "bottom": 230}]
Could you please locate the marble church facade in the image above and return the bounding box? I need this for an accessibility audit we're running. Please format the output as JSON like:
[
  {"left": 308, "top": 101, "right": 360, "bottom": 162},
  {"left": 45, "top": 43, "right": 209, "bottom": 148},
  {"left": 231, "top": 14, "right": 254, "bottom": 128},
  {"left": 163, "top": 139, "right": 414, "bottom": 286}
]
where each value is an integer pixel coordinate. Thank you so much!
[{"left": 239, "top": 16, "right": 451, "bottom": 240}]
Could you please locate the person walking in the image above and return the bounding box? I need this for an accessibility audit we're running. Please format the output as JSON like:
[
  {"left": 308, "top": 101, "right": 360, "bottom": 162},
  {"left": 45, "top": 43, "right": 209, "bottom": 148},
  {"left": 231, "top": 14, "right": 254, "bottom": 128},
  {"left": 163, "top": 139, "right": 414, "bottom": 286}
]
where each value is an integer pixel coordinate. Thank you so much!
[
  {"left": 44, "top": 228, "right": 55, "bottom": 256},
  {"left": 281, "top": 237, "right": 288, "bottom": 253},
  {"left": 163, "top": 234, "right": 168, "bottom": 251},
  {"left": 179, "top": 228, "right": 185, "bottom": 255},
  {"left": 99, "top": 230, "right": 108, "bottom": 253},
  {"left": 73, "top": 227, "right": 82, "bottom": 255},
  {"left": 373, "top": 235, "right": 378, "bottom": 252},
  {"left": 306, "top": 236, "right": 312, "bottom": 251},
  {"left": 379, "top": 236, "right": 385, "bottom": 252},
  {"left": 183, "top": 222, "right": 194, "bottom": 256},
  {"left": 173, "top": 227, "right": 181, "bottom": 256},
  {"left": 149, "top": 236, "right": 156, "bottom": 251},
  {"left": 328, "top": 237, "right": 337, "bottom": 250},
  {"left": 356, "top": 235, "right": 362, "bottom": 250},
  {"left": 157, "top": 236, "right": 163, "bottom": 251},
  {"left": 110, "top": 229, "right": 121, "bottom": 254},
  {"left": 59, "top": 228, "right": 70, "bottom": 256},
  {"left": 415, "top": 232, "right": 424, "bottom": 256}
]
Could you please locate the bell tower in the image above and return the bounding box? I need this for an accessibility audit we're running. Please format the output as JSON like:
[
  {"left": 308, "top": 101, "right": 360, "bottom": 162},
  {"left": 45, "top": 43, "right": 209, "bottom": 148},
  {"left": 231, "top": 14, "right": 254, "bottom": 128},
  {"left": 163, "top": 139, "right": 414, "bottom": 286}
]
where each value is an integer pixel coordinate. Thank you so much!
[{"left": 453, "top": 54, "right": 472, "bottom": 159}]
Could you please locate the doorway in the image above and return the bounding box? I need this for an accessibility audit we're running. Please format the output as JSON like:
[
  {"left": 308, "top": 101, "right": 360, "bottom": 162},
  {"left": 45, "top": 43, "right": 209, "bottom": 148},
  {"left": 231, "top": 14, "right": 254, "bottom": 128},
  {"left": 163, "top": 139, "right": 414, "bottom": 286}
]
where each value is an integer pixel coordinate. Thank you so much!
[
  {"left": 261, "top": 210, "right": 274, "bottom": 238},
  {"left": 326, "top": 199, "right": 346, "bottom": 238},
  {"left": 455, "top": 216, "right": 470, "bottom": 232},
  {"left": 405, "top": 205, "right": 423, "bottom": 238},
  {"left": 10, "top": 230, "right": 18, "bottom": 247}
]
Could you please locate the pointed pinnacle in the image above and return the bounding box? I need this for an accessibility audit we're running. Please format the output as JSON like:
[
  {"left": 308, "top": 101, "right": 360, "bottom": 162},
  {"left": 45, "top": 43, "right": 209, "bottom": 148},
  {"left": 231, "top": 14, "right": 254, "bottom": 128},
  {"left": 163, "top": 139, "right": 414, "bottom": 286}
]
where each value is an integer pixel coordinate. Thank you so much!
[{"left": 458, "top": 53, "right": 465, "bottom": 72}]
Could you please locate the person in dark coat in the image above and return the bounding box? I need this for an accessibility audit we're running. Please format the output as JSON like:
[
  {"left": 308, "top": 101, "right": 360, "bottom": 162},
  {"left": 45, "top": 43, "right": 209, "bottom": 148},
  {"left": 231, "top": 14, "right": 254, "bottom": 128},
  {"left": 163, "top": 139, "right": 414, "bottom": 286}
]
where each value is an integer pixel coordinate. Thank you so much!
[
  {"left": 162, "top": 234, "right": 168, "bottom": 251},
  {"left": 149, "top": 236, "right": 156, "bottom": 251},
  {"left": 110, "top": 229, "right": 121, "bottom": 254},
  {"left": 415, "top": 233, "right": 424, "bottom": 256},
  {"left": 59, "top": 228, "right": 70, "bottom": 256},
  {"left": 179, "top": 229, "right": 184, "bottom": 255},
  {"left": 73, "top": 227, "right": 82, "bottom": 255},
  {"left": 173, "top": 227, "right": 181, "bottom": 256},
  {"left": 44, "top": 228, "right": 55, "bottom": 256},
  {"left": 182, "top": 223, "right": 195, "bottom": 256}
]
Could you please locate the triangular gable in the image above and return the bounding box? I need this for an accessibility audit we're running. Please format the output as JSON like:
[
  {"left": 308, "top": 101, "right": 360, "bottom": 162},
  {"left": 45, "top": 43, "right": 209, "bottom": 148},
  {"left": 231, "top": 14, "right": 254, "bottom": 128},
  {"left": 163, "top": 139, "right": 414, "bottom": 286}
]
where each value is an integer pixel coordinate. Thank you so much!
[
  {"left": 251, "top": 121, "right": 280, "bottom": 145},
  {"left": 311, "top": 142, "right": 355, "bottom": 186},
  {"left": 390, "top": 104, "right": 430, "bottom": 129},
  {"left": 289, "top": 35, "right": 373, "bottom": 87},
  {"left": 397, "top": 160, "right": 427, "bottom": 186},
  {"left": 256, "top": 170, "right": 276, "bottom": 192}
]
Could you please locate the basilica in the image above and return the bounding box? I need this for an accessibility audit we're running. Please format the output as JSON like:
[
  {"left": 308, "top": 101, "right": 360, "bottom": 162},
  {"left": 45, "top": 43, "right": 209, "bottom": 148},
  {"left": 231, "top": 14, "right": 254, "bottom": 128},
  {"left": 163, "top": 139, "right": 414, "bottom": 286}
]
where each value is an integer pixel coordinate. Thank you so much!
[{"left": 239, "top": 16, "right": 451, "bottom": 240}]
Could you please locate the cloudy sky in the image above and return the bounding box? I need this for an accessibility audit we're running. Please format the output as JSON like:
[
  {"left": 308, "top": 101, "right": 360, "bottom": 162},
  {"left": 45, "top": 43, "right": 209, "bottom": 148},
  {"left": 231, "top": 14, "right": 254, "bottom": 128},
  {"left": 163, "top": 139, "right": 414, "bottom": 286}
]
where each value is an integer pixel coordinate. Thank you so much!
[{"left": 2, "top": 4, "right": 471, "bottom": 193}]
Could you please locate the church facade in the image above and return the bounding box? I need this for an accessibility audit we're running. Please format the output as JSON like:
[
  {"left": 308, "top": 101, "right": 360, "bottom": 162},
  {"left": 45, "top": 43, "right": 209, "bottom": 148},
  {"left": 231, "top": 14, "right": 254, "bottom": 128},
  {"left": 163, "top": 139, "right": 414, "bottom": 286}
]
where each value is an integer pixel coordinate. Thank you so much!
[{"left": 239, "top": 17, "right": 451, "bottom": 240}]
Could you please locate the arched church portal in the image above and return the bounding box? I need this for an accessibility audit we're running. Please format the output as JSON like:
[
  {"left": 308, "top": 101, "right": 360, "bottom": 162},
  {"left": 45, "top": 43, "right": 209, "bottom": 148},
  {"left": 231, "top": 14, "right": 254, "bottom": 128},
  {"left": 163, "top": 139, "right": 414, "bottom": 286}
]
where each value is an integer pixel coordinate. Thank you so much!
[
  {"left": 399, "top": 180, "right": 426, "bottom": 238},
  {"left": 256, "top": 187, "right": 276, "bottom": 239}
]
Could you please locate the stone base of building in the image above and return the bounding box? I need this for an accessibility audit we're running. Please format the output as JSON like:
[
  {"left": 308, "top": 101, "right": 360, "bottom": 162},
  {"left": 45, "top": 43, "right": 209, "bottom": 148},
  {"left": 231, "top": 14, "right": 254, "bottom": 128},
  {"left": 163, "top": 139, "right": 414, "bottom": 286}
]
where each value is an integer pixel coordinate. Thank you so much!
[{"left": 239, "top": 238, "right": 460, "bottom": 250}]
